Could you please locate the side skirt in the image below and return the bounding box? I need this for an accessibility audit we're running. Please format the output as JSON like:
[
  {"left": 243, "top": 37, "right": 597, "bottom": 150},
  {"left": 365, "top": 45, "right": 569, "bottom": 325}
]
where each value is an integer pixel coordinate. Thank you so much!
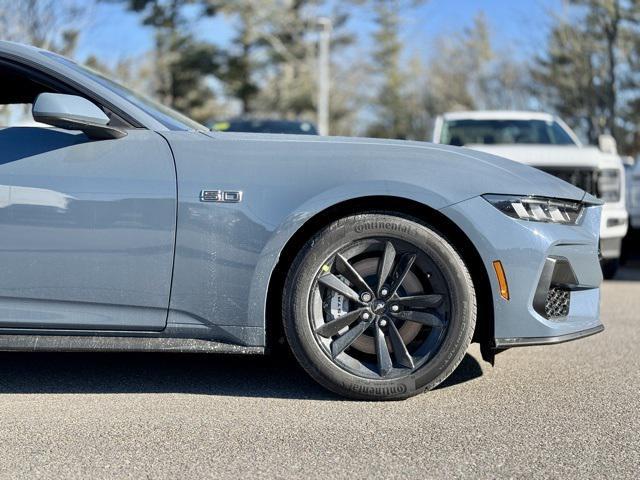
[{"left": 0, "top": 334, "right": 265, "bottom": 354}]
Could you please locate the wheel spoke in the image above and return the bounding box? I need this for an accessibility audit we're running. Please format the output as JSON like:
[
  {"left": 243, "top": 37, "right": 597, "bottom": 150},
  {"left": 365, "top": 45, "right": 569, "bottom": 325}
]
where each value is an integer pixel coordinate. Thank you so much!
[
  {"left": 335, "top": 254, "right": 373, "bottom": 296},
  {"left": 388, "top": 253, "right": 417, "bottom": 297},
  {"left": 377, "top": 241, "right": 396, "bottom": 295},
  {"left": 387, "top": 319, "right": 414, "bottom": 369},
  {"left": 316, "top": 308, "right": 367, "bottom": 338},
  {"left": 331, "top": 319, "right": 373, "bottom": 357},
  {"left": 318, "top": 274, "right": 364, "bottom": 304},
  {"left": 394, "top": 294, "right": 443, "bottom": 309},
  {"left": 313, "top": 233, "right": 452, "bottom": 382},
  {"left": 375, "top": 322, "right": 393, "bottom": 377},
  {"left": 391, "top": 310, "right": 445, "bottom": 328}
]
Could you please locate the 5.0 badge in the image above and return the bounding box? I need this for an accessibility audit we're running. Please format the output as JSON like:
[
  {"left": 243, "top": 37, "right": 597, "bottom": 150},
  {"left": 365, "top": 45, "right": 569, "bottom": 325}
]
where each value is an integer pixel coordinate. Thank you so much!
[{"left": 199, "top": 190, "right": 243, "bottom": 203}]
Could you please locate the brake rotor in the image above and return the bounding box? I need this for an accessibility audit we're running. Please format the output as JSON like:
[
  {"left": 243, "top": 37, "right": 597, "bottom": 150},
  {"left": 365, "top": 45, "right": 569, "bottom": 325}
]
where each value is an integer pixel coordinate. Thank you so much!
[{"left": 329, "top": 257, "right": 424, "bottom": 355}]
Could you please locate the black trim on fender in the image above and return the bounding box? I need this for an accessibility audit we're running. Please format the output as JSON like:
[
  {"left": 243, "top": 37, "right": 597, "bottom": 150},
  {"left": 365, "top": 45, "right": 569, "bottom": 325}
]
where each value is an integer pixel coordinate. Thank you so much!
[{"left": 494, "top": 325, "right": 604, "bottom": 348}]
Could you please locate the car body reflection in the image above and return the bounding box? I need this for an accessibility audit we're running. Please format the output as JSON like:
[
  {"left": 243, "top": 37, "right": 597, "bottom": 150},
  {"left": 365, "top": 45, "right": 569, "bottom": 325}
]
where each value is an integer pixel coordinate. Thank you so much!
[{"left": 0, "top": 185, "right": 74, "bottom": 210}]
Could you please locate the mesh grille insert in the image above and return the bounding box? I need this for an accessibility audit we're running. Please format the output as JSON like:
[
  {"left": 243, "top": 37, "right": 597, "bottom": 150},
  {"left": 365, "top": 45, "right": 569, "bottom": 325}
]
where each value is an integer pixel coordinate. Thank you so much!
[{"left": 545, "top": 287, "right": 570, "bottom": 318}]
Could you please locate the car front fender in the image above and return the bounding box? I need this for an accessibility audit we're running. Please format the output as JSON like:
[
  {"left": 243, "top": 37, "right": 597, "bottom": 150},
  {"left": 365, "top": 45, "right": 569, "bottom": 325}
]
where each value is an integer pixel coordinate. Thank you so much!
[{"left": 247, "top": 180, "right": 458, "bottom": 335}]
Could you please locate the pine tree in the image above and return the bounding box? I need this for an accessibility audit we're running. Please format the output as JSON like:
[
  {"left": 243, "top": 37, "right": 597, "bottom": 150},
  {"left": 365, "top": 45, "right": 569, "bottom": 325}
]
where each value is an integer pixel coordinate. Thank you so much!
[
  {"left": 113, "top": 0, "right": 221, "bottom": 122},
  {"left": 365, "top": 0, "right": 428, "bottom": 139},
  {"left": 216, "top": 0, "right": 265, "bottom": 115}
]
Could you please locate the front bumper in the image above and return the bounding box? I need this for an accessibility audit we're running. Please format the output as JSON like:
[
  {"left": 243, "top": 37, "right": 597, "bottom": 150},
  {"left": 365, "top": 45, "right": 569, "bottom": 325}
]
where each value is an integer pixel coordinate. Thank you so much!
[
  {"left": 600, "top": 202, "right": 627, "bottom": 258},
  {"left": 441, "top": 196, "right": 603, "bottom": 346},
  {"left": 494, "top": 325, "right": 603, "bottom": 348}
]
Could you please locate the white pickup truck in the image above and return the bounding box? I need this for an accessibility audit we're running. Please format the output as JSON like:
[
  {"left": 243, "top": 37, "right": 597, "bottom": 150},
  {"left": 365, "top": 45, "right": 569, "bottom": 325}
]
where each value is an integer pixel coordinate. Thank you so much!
[
  {"left": 433, "top": 111, "right": 628, "bottom": 278},
  {"left": 624, "top": 156, "right": 640, "bottom": 230}
]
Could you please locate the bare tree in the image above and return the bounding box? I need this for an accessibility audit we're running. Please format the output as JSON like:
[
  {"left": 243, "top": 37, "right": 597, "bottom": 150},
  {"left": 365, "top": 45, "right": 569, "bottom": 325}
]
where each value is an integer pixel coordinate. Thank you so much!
[
  {"left": 0, "top": 0, "right": 89, "bottom": 124},
  {"left": 533, "top": 0, "right": 640, "bottom": 152},
  {"left": 425, "top": 12, "right": 531, "bottom": 117},
  {"left": 0, "top": 0, "right": 89, "bottom": 54}
]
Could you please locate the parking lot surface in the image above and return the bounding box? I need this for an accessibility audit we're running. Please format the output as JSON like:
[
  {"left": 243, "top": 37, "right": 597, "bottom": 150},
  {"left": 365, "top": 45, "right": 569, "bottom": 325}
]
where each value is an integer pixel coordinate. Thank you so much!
[{"left": 0, "top": 272, "right": 638, "bottom": 479}]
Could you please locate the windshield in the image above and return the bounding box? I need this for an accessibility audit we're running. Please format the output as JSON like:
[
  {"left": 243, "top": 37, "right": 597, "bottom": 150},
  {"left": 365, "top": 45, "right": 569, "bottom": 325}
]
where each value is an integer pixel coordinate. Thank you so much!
[
  {"left": 42, "top": 52, "right": 206, "bottom": 131},
  {"left": 441, "top": 119, "right": 577, "bottom": 146}
]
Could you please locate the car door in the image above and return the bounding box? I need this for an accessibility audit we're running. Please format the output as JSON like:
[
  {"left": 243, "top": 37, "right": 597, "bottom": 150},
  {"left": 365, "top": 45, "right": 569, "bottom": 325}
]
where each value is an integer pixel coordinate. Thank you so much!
[{"left": 0, "top": 125, "right": 176, "bottom": 331}]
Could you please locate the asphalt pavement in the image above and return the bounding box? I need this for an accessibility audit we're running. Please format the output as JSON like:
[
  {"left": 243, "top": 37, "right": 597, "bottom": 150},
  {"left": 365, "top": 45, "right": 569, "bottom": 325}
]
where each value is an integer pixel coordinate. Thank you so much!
[{"left": 0, "top": 271, "right": 638, "bottom": 479}]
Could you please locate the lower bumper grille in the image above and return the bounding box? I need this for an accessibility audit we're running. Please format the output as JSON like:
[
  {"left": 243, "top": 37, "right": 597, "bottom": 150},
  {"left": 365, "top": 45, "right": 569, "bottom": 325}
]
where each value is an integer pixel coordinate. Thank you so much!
[
  {"left": 533, "top": 257, "right": 578, "bottom": 320},
  {"left": 544, "top": 287, "right": 571, "bottom": 318}
]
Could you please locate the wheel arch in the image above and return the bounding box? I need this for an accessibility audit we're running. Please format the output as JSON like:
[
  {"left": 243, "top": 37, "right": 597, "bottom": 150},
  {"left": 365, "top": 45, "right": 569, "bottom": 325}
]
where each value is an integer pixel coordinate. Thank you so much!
[{"left": 264, "top": 195, "right": 495, "bottom": 360}]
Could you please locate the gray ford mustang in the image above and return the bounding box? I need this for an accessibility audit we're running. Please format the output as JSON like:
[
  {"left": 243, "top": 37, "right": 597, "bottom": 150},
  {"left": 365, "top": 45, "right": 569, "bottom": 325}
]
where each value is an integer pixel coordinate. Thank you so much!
[{"left": 0, "top": 42, "right": 603, "bottom": 400}]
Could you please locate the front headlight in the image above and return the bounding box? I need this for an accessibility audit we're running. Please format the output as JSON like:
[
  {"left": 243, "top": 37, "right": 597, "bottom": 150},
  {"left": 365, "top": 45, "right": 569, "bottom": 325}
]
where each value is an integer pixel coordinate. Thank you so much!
[
  {"left": 483, "top": 195, "right": 585, "bottom": 225},
  {"left": 597, "top": 169, "right": 621, "bottom": 202}
]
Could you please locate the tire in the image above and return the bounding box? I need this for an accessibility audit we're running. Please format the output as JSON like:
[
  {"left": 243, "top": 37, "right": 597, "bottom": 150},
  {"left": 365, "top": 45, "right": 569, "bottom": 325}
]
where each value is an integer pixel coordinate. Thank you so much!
[
  {"left": 601, "top": 258, "right": 620, "bottom": 280},
  {"left": 282, "top": 213, "right": 476, "bottom": 400}
]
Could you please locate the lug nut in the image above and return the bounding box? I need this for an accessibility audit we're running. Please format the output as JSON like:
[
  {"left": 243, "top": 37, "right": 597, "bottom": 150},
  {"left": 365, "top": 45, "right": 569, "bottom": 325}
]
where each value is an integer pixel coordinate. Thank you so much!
[
  {"left": 361, "top": 292, "right": 372, "bottom": 302},
  {"left": 380, "top": 288, "right": 389, "bottom": 297},
  {"left": 379, "top": 319, "right": 388, "bottom": 327},
  {"left": 362, "top": 312, "right": 371, "bottom": 320},
  {"left": 391, "top": 305, "right": 399, "bottom": 312}
]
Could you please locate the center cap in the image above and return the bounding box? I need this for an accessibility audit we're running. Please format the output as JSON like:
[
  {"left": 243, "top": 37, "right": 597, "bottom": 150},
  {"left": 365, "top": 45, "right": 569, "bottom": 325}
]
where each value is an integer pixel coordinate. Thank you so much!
[{"left": 372, "top": 301, "right": 386, "bottom": 314}]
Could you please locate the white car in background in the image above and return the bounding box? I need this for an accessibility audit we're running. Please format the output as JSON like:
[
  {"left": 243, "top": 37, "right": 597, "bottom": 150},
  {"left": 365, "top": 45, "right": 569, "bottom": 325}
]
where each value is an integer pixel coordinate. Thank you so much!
[{"left": 433, "top": 111, "right": 628, "bottom": 278}]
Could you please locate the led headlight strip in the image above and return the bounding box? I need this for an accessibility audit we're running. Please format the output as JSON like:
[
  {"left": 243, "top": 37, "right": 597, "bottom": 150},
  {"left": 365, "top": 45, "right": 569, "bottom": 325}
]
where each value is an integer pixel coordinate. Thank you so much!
[{"left": 483, "top": 195, "right": 585, "bottom": 225}]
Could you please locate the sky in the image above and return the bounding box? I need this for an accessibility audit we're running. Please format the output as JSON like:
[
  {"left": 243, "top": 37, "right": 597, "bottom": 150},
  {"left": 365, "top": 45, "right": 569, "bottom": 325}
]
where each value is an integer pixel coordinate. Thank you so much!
[{"left": 77, "top": 0, "right": 565, "bottom": 65}]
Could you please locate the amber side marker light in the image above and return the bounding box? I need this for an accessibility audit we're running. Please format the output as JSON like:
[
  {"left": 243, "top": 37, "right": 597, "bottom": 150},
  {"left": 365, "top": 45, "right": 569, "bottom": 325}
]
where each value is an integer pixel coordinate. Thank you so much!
[{"left": 493, "top": 260, "right": 510, "bottom": 300}]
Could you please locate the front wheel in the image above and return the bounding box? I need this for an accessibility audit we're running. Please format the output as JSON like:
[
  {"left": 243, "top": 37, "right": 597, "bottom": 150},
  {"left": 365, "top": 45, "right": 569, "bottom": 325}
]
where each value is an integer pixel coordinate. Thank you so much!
[{"left": 282, "top": 213, "right": 476, "bottom": 400}]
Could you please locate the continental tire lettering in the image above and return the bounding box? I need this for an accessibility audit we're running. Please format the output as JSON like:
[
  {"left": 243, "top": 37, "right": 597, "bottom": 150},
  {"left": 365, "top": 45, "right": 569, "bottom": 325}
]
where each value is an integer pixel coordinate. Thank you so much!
[
  {"left": 354, "top": 221, "right": 417, "bottom": 236},
  {"left": 344, "top": 383, "right": 408, "bottom": 396}
]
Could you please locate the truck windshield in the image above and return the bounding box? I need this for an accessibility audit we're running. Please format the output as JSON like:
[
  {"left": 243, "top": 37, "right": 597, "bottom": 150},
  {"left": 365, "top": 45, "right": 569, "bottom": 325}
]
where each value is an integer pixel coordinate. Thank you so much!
[{"left": 441, "top": 119, "right": 577, "bottom": 146}]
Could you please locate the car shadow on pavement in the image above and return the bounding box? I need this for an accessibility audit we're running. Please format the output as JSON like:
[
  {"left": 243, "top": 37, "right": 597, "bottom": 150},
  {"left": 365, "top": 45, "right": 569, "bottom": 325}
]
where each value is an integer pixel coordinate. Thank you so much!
[
  {"left": 435, "top": 353, "right": 484, "bottom": 390},
  {"left": 0, "top": 351, "right": 483, "bottom": 400}
]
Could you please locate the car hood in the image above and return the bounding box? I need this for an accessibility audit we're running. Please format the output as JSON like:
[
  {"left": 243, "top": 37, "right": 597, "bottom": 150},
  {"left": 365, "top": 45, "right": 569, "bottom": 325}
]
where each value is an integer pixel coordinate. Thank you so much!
[
  {"left": 193, "top": 131, "right": 587, "bottom": 204},
  {"left": 464, "top": 144, "right": 621, "bottom": 170}
]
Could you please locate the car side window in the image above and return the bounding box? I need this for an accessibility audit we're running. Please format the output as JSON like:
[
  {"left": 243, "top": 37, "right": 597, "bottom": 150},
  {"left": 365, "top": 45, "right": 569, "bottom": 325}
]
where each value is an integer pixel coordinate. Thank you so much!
[
  {"left": 0, "top": 104, "right": 40, "bottom": 128},
  {"left": 0, "top": 63, "right": 50, "bottom": 128},
  {"left": 0, "top": 61, "right": 131, "bottom": 129}
]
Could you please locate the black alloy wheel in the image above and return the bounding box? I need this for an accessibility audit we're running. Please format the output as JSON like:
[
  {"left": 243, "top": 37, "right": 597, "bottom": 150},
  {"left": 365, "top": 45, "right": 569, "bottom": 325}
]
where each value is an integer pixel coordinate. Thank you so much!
[
  {"left": 311, "top": 238, "right": 450, "bottom": 379},
  {"left": 283, "top": 213, "right": 476, "bottom": 400}
]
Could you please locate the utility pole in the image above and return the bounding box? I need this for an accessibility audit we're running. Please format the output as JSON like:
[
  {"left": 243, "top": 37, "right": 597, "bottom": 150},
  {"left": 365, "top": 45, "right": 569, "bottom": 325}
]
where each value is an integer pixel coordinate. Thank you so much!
[{"left": 317, "top": 17, "right": 332, "bottom": 136}]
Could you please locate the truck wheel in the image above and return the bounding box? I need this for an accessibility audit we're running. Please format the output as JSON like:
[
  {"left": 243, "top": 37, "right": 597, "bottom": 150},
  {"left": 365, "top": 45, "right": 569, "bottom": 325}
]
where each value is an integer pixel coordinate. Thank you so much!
[{"left": 601, "top": 259, "right": 620, "bottom": 280}]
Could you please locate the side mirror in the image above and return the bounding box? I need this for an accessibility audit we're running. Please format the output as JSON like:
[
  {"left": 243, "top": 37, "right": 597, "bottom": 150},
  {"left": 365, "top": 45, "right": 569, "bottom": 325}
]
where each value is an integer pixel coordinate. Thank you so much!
[
  {"left": 598, "top": 134, "right": 617, "bottom": 154},
  {"left": 32, "top": 93, "right": 126, "bottom": 140}
]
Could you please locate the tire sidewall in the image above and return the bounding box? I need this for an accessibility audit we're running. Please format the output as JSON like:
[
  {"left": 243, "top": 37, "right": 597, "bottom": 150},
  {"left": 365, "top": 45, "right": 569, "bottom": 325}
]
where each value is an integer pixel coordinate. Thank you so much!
[{"left": 284, "top": 214, "right": 476, "bottom": 400}]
